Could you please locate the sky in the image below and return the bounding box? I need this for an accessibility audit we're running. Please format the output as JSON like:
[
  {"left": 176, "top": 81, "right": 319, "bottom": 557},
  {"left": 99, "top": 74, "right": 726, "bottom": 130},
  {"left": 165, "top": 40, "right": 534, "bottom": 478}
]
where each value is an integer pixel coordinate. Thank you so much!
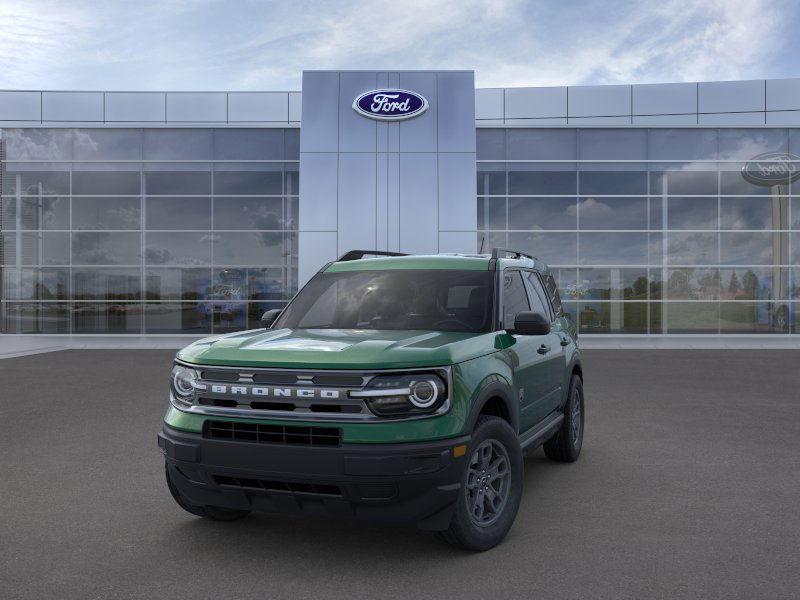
[{"left": 0, "top": 0, "right": 798, "bottom": 91}]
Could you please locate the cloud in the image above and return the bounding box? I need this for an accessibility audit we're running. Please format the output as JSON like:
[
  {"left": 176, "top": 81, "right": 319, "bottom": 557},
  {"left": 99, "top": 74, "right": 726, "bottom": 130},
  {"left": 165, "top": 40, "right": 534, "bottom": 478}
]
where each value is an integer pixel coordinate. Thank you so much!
[{"left": 0, "top": 0, "right": 795, "bottom": 90}]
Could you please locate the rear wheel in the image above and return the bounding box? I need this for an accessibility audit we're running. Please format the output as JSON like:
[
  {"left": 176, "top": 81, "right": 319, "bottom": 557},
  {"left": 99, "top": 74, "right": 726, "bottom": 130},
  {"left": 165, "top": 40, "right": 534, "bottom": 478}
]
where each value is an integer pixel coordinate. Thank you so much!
[
  {"left": 165, "top": 463, "right": 250, "bottom": 522},
  {"left": 436, "top": 415, "right": 523, "bottom": 551},
  {"left": 543, "top": 374, "right": 584, "bottom": 462}
]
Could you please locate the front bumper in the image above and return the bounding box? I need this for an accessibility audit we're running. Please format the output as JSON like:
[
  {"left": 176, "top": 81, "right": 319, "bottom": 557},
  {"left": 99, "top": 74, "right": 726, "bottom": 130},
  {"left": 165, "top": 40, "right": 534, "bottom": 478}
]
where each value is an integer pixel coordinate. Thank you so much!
[{"left": 158, "top": 424, "right": 470, "bottom": 530}]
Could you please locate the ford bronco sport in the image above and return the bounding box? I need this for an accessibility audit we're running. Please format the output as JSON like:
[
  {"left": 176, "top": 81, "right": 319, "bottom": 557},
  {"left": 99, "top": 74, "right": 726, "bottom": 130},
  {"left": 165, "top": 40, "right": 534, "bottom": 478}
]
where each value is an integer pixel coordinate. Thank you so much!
[{"left": 158, "top": 248, "right": 584, "bottom": 551}]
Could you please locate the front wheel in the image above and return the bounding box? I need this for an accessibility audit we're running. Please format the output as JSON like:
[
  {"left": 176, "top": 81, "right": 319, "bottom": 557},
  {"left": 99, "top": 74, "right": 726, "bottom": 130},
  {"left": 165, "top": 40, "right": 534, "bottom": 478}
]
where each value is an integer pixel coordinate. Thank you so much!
[
  {"left": 543, "top": 374, "right": 584, "bottom": 462},
  {"left": 436, "top": 415, "right": 524, "bottom": 551}
]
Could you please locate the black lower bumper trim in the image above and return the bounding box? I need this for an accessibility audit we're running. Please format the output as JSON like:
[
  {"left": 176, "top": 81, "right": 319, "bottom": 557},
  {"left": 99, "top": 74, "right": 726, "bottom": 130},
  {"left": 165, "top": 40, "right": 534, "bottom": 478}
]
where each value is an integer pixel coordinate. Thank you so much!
[{"left": 158, "top": 424, "right": 470, "bottom": 530}]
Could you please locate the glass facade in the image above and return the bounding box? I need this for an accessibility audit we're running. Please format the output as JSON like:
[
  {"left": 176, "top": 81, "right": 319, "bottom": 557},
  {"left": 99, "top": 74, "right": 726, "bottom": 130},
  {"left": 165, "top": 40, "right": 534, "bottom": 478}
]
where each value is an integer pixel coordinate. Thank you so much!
[
  {"left": 0, "top": 128, "right": 299, "bottom": 334},
  {"left": 478, "top": 128, "right": 800, "bottom": 335}
]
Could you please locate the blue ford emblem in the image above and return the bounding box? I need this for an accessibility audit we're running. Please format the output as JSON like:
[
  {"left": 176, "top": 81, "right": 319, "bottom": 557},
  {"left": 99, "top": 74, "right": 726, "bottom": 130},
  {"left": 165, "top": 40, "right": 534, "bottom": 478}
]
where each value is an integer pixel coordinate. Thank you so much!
[
  {"left": 352, "top": 89, "right": 428, "bottom": 121},
  {"left": 742, "top": 152, "right": 800, "bottom": 186}
]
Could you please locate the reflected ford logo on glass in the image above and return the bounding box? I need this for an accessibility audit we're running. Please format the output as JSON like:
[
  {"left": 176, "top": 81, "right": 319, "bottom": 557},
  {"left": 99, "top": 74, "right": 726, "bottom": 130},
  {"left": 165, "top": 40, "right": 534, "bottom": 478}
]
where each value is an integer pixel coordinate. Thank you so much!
[
  {"left": 741, "top": 152, "right": 800, "bottom": 186},
  {"left": 352, "top": 89, "right": 428, "bottom": 121}
]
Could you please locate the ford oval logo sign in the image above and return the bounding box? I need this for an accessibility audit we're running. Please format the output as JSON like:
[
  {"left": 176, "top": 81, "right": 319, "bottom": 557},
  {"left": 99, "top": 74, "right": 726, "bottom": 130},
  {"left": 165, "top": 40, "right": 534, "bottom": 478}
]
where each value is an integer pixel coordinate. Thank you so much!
[
  {"left": 741, "top": 152, "right": 800, "bottom": 187},
  {"left": 353, "top": 89, "right": 428, "bottom": 121}
]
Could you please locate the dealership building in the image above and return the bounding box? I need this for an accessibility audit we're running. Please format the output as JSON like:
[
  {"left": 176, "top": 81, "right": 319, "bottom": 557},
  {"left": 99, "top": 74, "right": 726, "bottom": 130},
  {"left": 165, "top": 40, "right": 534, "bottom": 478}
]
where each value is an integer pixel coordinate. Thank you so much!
[{"left": 1, "top": 70, "right": 799, "bottom": 338}]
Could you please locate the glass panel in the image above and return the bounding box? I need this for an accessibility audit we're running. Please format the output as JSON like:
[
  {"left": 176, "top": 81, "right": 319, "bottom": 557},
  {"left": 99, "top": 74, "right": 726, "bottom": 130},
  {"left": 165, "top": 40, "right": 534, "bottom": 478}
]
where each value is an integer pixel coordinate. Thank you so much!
[
  {"left": 72, "top": 171, "right": 141, "bottom": 195},
  {"left": 719, "top": 302, "right": 782, "bottom": 333},
  {"left": 649, "top": 197, "right": 663, "bottom": 230},
  {"left": 145, "top": 268, "right": 212, "bottom": 300},
  {"left": 578, "top": 129, "right": 646, "bottom": 160},
  {"left": 664, "top": 302, "right": 719, "bottom": 333},
  {"left": 548, "top": 268, "right": 579, "bottom": 302},
  {"left": 213, "top": 197, "right": 284, "bottom": 229},
  {"left": 3, "top": 302, "right": 70, "bottom": 333},
  {"left": 244, "top": 268, "right": 289, "bottom": 300},
  {"left": 72, "top": 303, "right": 142, "bottom": 333},
  {"left": 213, "top": 302, "right": 248, "bottom": 332},
  {"left": 143, "top": 129, "right": 213, "bottom": 160},
  {"left": 72, "top": 268, "right": 141, "bottom": 301},
  {"left": 213, "top": 232, "right": 294, "bottom": 266},
  {"left": 666, "top": 268, "right": 720, "bottom": 300},
  {"left": 507, "top": 197, "right": 576, "bottom": 230},
  {"left": 794, "top": 232, "right": 800, "bottom": 264},
  {"left": 719, "top": 267, "right": 786, "bottom": 301},
  {"left": 284, "top": 163, "right": 299, "bottom": 196},
  {"left": 577, "top": 302, "right": 648, "bottom": 333},
  {"left": 145, "top": 197, "right": 211, "bottom": 230},
  {"left": 19, "top": 232, "right": 70, "bottom": 265},
  {"left": 3, "top": 129, "right": 73, "bottom": 160},
  {"left": 720, "top": 168, "right": 776, "bottom": 195},
  {"left": 476, "top": 165, "right": 506, "bottom": 195},
  {"left": 648, "top": 129, "right": 718, "bottom": 161},
  {"left": 718, "top": 129, "right": 788, "bottom": 160},
  {"left": 72, "top": 232, "right": 140, "bottom": 265},
  {"left": 793, "top": 198, "right": 800, "bottom": 230},
  {"left": 477, "top": 198, "right": 503, "bottom": 231},
  {"left": 1, "top": 198, "right": 17, "bottom": 228},
  {"left": 145, "top": 232, "right": 212, "bottom": 265},
  {"left": 649, "top": 269, "right": 663, "bottom": 300},
  {"left": 11, "top": 170, "right": 70, "bottom": 195},
  {"left": 577, "top": 268, "right": 649, "bottom": 300},
  {"left": 144, "top": 303, "right": 211, "bottom": 333},
  {"left": 213, "top": 168, "right": 283, "bottom": 195},
  {"left": 1, "top": 232, "right": 15, "bottom": 264},
  {"left": 12, "top": 268, "right": 69, "bottom": 300},
  {"left": 285, "top": 197, "right": 298, "bottom": 231},
  {"left": 507, "top": 232, "right": 577, "bottom": 265},
  {"left": 476, "top": 129, "right": 505, "bottom": 160},
  {"left": 502, "top": 271, "right": 530, "bottom": 327},
  {"left": 667, "top": 197, "right": 718, "bottom": 230},
  {"left": 792, "top": 268, "right": 800, "bottom": 298},
  {"left": 507, "top": 129, "right": 575, "bottom": 160},
  {"left": 144, "top": 171, "right": 211, "bottom": 195},
  {"left": 285, "top": 129, "right": 300, "bottom": 159},
  {"left": 561, "top": 301, "right": 578, "bottom": 325},
  {"left": 213, "top": 129, "right": 283, "bottom": 160},
  {"left": 720, "top": 232, "right": 777, "bottom": 265},
  {"left": 579, "top": 233, "right": 649, "bottom": 265},
  {"left": 650, "top": 302, "right": 663, "bottom": 333},
  {"left": 73, "top": 129, "right": 141, "bottom": 160},
  {"left": 508, "top": 168, "right": 576, "bottom": 195},
  {"left": 650, "top": 169, "right": 717, "bottom": 196},
  {"left": 720, "top": 197, "right": 786, "bottom": 230},
  {"left": 20, "top": 197, "right": 69, "bottom": 230},
  {"left": 666, "top": 232, "right": 718, "bottom": 265},
  {"left": 578, "top": 197, "right": 646, "bottom": 230},
  {"left": 72, "top": 197, "right": 140, "bottom": 230},
  {"left": 579, "top": 171, "right": 647, "bottom": 195},
  {"left": 210, "top": 268, "right": 248, "bottom": 301}
]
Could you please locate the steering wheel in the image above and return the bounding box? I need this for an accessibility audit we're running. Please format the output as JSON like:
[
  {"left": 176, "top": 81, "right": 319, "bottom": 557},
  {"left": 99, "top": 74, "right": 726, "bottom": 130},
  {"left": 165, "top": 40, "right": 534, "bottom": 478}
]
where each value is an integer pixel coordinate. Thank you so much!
[{"left": 432, "top": 317, "right": 472, "bottom": 330}]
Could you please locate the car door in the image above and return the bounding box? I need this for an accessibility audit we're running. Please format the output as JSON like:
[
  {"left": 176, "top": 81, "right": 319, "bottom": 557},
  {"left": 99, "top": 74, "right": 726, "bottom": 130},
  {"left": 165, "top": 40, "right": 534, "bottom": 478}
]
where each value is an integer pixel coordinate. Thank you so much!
[
  {"left": 523, "top": 271, "right": 566, "bottom": 417},
  {"left": 500, "top": 270, "right": 552, "bottom": 433}
]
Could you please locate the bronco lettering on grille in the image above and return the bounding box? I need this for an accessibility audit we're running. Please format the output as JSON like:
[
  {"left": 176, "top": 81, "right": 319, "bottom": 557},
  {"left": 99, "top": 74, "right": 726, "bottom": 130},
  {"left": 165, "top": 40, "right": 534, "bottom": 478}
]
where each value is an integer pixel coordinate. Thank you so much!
[{"left": 208, "top": 384, "right": 341, "bottom": 399}]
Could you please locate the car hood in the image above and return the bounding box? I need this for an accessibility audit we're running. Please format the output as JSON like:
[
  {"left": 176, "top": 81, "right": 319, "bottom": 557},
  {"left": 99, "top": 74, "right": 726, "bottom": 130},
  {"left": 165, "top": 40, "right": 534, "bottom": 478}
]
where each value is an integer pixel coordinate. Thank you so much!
[{"left": 176, "top": 328, "right": 500, "bottom": 369}]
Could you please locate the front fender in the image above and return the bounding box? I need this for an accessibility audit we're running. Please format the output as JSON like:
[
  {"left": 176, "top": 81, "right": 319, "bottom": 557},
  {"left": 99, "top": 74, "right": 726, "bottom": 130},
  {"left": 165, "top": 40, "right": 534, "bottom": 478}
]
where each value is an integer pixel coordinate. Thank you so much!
[{"left": 453, "top": 352, "right": 518, "bottom": 435}]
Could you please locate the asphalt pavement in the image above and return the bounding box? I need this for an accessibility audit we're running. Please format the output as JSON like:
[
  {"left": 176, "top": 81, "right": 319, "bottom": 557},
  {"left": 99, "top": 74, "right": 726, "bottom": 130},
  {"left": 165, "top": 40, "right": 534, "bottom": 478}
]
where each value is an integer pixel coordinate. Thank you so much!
[{"left": 1, "top": 349, "right": 799, "bottom": 599}]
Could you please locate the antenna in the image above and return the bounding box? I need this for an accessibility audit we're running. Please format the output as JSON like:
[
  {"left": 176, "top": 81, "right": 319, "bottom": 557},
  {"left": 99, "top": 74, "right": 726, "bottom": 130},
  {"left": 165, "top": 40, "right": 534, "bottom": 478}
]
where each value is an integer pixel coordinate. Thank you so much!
[{"left": 479, "top": 234, "right": 485, "bottom": 254}]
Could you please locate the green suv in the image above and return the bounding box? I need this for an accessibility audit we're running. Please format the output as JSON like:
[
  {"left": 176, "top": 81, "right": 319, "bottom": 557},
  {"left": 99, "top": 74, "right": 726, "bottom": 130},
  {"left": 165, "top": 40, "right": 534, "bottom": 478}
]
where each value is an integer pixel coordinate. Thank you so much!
[{"left": 158, "top": 248, "right": 584, "bottom": 551}]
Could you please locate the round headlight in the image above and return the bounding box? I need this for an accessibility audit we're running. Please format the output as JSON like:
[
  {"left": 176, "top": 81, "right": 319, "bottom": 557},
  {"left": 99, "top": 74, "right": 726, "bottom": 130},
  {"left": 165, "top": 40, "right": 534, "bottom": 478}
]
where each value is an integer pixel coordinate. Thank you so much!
[
  {"left": 172, "top": 365, "right": 198, "bottom": 398},
  {"left": 409, "top": 379, "right": 439, "bottom": 408}
]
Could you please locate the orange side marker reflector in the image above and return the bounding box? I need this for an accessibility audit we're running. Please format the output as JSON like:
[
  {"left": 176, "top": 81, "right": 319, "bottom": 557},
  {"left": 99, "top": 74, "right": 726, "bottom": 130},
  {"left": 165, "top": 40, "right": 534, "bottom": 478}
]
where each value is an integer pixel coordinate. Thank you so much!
[{"left": 453, "top": 445, "right": 467, "bottom": 458}]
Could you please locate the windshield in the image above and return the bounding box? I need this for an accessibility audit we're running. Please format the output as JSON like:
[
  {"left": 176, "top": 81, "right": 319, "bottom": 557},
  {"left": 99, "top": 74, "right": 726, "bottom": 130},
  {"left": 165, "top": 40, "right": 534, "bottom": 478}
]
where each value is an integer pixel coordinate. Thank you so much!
[{"left": 274, "top": 270, "right": 495, "bottom": 333}]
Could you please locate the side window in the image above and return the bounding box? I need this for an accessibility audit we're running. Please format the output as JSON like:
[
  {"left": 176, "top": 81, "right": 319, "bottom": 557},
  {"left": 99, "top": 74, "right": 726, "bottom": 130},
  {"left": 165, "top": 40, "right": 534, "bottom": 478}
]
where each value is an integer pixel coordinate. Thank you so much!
[
  {"left": 502, "top": 271, "right": 530, "bottom": 328},
  {"left": 544, "top": 274, "right": 564, "bottom": 317},
  {"left": 522, "top": 272, "right": 551, "bottom": 320}
]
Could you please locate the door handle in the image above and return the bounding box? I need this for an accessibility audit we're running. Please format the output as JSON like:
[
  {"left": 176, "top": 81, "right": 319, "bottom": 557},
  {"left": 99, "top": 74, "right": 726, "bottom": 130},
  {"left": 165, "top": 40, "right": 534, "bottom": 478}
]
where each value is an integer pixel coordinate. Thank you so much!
[
  {"left": 537, "top": 344, "right": 550, "bottom": 355},
  {"left": 560, "top": 337, "right": 570, "bottom": 347}
]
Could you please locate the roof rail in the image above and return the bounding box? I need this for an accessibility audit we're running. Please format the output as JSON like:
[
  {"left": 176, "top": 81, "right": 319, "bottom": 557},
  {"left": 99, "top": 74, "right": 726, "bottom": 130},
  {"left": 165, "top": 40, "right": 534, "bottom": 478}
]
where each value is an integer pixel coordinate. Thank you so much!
[
  {"left": 337, "top": 250, "right": 409, "bottom": 262},
  {"left": 491, "top": 247, "right": 538, "bottom": 262}
]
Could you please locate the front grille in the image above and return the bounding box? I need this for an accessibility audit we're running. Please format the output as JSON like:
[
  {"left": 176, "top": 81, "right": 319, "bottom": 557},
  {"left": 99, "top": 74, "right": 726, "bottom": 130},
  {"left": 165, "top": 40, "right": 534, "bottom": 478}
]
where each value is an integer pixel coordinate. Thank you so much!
[
  {"left": 204, "top": 420, "right": 342, "bottom": 447},
  {"left": 213, "top": 475, "right": 343, "bottom": 497}
]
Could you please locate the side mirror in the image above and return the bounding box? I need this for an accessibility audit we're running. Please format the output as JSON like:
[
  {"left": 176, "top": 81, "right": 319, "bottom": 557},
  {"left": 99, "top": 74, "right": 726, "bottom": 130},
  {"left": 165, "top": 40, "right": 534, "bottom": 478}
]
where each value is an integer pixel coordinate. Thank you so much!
[
  {"left": 260, "top": 309, "right": 283, "bottom": 329},
  {"left": 511, "top": 311, "right": 551, "bottom": 336}
]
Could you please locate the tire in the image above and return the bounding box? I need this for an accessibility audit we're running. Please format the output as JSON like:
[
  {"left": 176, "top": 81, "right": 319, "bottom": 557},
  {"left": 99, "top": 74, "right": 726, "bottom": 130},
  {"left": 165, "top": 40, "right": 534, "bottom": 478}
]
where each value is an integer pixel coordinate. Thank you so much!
[
  {"left": 543, "top": 374, "right": 584, "bottom": 463},
  {"left": 165, "top": 463, "right": 250, "bottom": 522},
  {"left": 436, "top": 415, "right": 524, "bottom": 551}
]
